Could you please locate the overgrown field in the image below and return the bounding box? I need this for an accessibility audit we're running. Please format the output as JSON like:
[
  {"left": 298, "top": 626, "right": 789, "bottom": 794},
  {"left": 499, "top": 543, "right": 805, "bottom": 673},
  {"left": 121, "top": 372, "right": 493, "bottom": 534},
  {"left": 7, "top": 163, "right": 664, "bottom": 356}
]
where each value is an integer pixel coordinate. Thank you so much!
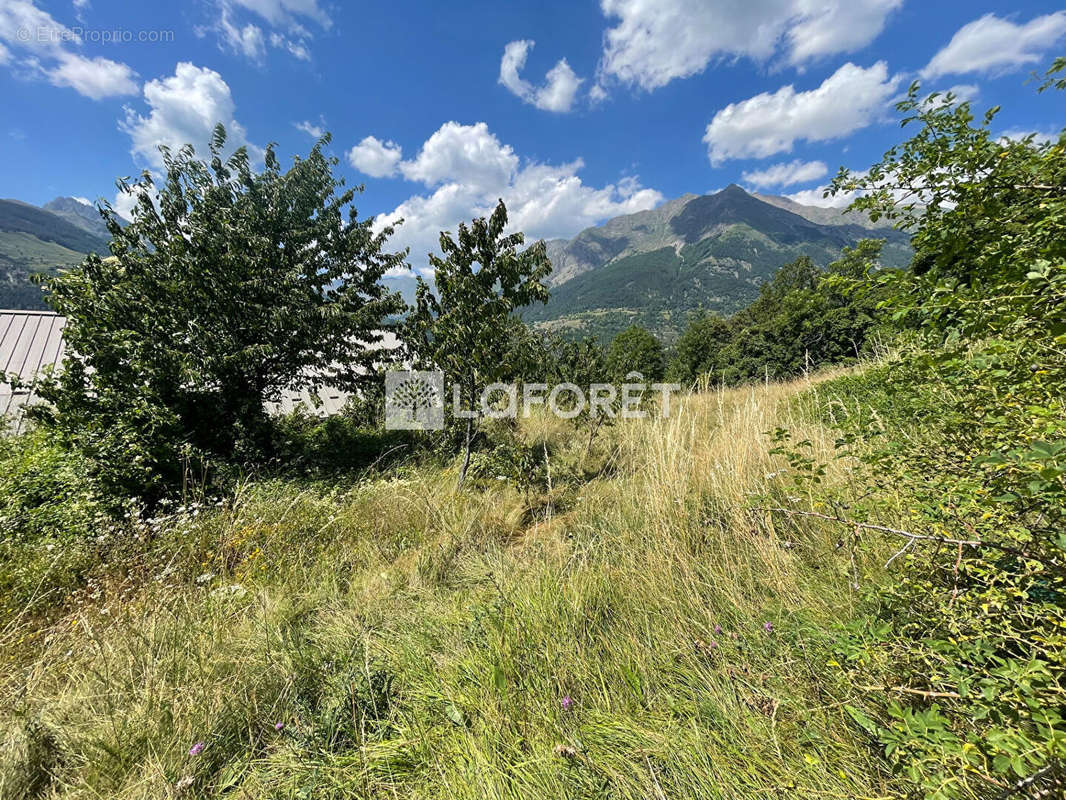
[{"left": 1, "top": 372, "right": 920, "bottom": 800}]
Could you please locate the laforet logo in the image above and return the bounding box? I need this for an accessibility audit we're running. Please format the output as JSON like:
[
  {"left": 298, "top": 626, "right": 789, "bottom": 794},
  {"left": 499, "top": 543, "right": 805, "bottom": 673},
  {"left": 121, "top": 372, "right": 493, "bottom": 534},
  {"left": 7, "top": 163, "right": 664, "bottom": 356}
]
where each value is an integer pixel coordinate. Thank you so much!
[
  {"left": 384, "top": 369, "right": 680, "bottom": 431},
  {"left": 385, "top": 371, "right": 445, "bottom": 430}
]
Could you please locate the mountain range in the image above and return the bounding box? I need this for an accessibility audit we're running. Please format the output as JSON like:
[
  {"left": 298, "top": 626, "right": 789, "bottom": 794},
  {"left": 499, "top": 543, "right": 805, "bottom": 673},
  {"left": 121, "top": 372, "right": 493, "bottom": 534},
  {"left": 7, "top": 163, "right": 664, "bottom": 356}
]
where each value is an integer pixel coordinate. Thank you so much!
[
  {"left": 41, "top": 196, "right": 118, "bottom": 242},
  {"left": 0, "top": 198, "right": 111, "bottom": 309},
  {"left": 529, "top": 184, "right": 911, "bottom": 342},
  {"left": 1, "top": 188, "right": 910, "bottom": 342}
]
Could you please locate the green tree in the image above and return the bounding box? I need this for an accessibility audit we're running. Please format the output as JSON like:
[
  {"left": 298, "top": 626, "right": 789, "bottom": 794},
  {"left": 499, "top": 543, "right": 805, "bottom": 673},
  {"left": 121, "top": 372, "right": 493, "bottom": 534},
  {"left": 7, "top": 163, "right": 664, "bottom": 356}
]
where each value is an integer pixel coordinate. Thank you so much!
[
  {"left": 404, "top": 200, "right": 551, "bottom": 488},
  {"left": 545, "top": 335, "right": 607, "bottom": 386},
  {"left": 36, "top": 126, "right": 406, "bottom": 502},
  {"left": 606, "top": 326, "right": 665, "bottom": 383},
  {"left": 666, "top": 313, "right": 732, "bottom": 386},
  {"left": 708, "top": 245, "right": 887, "bottom": 385}
]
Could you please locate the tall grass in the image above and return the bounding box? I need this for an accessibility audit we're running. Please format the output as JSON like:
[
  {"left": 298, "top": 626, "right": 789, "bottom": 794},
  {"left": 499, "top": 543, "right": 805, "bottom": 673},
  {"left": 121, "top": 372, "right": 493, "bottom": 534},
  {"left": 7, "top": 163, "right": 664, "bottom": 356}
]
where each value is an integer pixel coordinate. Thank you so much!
[{"left": 0, "top": 374, "right": 903, "bottom": 799}]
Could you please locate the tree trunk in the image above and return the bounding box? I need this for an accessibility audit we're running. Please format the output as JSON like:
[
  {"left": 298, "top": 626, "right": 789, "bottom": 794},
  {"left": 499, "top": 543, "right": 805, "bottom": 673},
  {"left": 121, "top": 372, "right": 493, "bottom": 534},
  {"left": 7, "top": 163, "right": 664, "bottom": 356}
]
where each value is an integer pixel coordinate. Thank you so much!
[
  {"left": 457, "top": 414, "right": 473, "bottom": 489},
  {"left": 584, "top": 417, "right": 603, "bottom": 461}
]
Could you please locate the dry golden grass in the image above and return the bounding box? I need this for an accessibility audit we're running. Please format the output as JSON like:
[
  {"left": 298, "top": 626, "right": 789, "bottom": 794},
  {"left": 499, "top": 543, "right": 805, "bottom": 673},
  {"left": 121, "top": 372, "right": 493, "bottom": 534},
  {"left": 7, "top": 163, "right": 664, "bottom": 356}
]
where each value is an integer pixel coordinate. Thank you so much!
[{"left": 1, "top": 372, "right": 902, "bottom": 800}]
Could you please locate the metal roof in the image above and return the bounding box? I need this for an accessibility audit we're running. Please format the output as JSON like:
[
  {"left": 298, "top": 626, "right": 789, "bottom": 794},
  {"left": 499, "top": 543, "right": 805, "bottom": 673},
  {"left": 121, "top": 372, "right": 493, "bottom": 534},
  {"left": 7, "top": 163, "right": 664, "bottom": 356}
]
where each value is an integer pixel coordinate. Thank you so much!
[
  {"left": 1, "top": 310, "right": 66, "bottom": 432},
  {"left": 0, "top": 310, "right": 66, "bottom": 390}
]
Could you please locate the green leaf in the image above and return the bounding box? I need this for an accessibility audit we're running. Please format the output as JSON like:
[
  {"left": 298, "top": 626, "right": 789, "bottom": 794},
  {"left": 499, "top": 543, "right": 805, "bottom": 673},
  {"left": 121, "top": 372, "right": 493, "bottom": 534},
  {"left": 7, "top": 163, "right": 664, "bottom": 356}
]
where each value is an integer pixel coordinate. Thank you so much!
[
  {"left": 444, "top": 702, "right": 466, "bottom": 727},
  {"left": 844, "top": 705, "right": 879, "bottom": 736},
  {"left": 491, "top": 665, "right": 508, "bottom": 692}
]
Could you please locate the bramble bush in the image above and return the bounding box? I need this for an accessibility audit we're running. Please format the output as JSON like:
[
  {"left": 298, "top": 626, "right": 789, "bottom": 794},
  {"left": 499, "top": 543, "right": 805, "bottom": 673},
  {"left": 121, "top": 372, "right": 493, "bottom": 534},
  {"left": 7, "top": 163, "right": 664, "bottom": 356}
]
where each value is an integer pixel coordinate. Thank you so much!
[
  {"left": 771, "top": 72, "right": 1066, "bottom": 798},
  {"left": 0, "top": 430, "right": 106, "bottom": 621}
]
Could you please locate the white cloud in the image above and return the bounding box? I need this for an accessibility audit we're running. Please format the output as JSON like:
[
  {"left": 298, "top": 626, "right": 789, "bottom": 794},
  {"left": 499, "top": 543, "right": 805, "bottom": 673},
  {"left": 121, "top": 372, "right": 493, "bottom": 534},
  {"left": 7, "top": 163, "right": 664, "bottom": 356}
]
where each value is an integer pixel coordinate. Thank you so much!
[
  {"left": 202, "top": 0, "right": 329, "bottom": 62},
  {"left": 742, "top": 159, "right": 828, "bottom": 189},
  {"left": 270, "top": 31, "right": 310, "bottom": 60},
  {"left": 364, "top": 122, "right": 663, "bottom": 271},
  {"left": 999, "top": 128, "right": 1058, "bottom": 146},
  {"left": 229, "top": 0, "right": 331, "bottom": 30},
  {"left": 922, "top": 12, "right": 1066, "bottom": 79},
  {"left": 111, "top": 182, "right": 152, "bottom": 222},
  {"left": 0, "top": 0, "right": 72, "bottom": 56},
  {"left": 499, "top": 39, "right": 583, "bottom": 112},
  {"left": 294, "top": 118, "right": 325, "bottom": 138},
  {"left": 347, "top": 136, "right": 403, "bottom": 178},
  {"left": 120, "top": 63, "right": 253, "bottom": 169},
  {"left": 787, "top": 0, "right": 903, "bottom": 65},
  {"left": 786, "top": 185, "right": 854, "bottom": 208},
  {"left": 47, "top": 51, "right": 138, "bottom": 98},
  {"left": 941, "top": 84, "right": 980, "bottom": 103},
  {"left": 597, "top": 0, "right": 902, "bottom": 92},
  {"left": 0, "top": 0, "right": 138, "bottom": 99},
  {"left": 787, "top": 167, "right": 932, "bottom": 209},
  {"left": 703, "top": 62, "right": 899, "bottom": 164},
  {"left": 218, "top": 10, "right": 266, "bottom": 62},
  {"left": 72, "top": 196, "right": 91, "bottom": 205},
  {"left": 504, "top": 161, "right": 662, "bottom": 241},
  {"left": 398, "top": 122, "right": 517, "bottom": 192}
]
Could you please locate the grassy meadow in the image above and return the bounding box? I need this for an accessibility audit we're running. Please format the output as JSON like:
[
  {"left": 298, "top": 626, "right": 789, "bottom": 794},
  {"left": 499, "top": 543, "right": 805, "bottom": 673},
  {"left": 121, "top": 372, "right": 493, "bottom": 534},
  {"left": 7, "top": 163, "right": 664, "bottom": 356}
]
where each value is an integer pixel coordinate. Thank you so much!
[{"left": 0, "top": 371, "right": 914, "bottom": 799}]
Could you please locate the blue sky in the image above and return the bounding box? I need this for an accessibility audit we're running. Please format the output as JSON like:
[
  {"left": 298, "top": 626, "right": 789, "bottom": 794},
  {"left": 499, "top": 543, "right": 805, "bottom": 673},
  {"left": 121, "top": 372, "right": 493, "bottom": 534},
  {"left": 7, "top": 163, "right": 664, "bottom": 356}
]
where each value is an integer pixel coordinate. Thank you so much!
[{"left": 2, "top": 0, "right": 1064, "bottom": 271}]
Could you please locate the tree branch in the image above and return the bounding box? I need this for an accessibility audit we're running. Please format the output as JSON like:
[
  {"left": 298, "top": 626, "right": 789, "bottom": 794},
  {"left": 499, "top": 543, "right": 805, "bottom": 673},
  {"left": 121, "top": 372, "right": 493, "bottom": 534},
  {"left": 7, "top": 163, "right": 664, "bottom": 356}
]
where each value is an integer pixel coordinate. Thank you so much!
[
  {"left": 760, "top": 506, "right": 985, "bottom": 548},
  {"left": 857, "top": 684, "right": 961, "bottom": 699}
]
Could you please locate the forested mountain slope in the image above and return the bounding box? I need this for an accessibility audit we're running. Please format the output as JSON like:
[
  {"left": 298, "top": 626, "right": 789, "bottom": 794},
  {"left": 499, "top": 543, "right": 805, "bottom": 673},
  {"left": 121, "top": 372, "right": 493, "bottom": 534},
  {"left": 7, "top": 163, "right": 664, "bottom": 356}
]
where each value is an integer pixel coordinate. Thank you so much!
[
  {"left": 0, "top": 199, "right": 109, "bottom": 309},
  {"left": 530, "top": 185, "right": 910, "bottom": 342}
]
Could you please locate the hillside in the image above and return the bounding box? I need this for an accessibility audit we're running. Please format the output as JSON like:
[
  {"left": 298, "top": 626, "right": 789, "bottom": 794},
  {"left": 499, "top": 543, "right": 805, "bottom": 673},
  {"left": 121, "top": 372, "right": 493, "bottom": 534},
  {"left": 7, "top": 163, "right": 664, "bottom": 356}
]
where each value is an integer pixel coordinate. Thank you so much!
[
  {"left": 0, "top": 199, "right": 109, "bottom": 309},
  {"left": 42, "top": 196, "right": 117, "bottom": 242},
  {"left": 531, "top": 185, "right": 911, "bottom": 342}
]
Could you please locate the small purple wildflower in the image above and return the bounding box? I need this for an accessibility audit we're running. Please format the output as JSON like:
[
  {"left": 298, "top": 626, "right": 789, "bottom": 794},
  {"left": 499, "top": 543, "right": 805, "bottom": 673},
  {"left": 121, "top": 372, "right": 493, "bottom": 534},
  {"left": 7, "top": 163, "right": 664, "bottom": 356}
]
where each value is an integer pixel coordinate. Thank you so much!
[
  {"left": 561, "top": 695, "right": 574, "bottom": 711},
  {"left": 714, "top": 624, "right": 722, "bottom": 635},
  {"left": 274, "top": 722, "right": 285, "bottom": 731},
  {"left": 188, "top": 742, "right": 205, "bottom": 757},
  {"left": 763, "top": 621, "right": 774, "bottom": 632},
  {"left": 709, "top": 639, "right": 718, "bottom": 649}
]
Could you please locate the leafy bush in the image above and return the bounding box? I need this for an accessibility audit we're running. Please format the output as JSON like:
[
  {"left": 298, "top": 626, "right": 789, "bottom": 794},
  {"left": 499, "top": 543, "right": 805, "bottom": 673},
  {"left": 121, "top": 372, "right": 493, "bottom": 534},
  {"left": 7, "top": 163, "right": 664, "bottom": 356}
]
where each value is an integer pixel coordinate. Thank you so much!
[
  {"left": 666, "top": 241, "right": 890, "bottom": 386},
  {"left": 0, "top": 430, "right": 106, "bottom": 621},
  {"left": 606, "top": 325, "right": 665, "bottom": 382},
  {"left": 775, "top": 73, "right": 1066, "bottom": 799},
  {"left": 268, "top": 409, "right": 415, "bottom": 478}
]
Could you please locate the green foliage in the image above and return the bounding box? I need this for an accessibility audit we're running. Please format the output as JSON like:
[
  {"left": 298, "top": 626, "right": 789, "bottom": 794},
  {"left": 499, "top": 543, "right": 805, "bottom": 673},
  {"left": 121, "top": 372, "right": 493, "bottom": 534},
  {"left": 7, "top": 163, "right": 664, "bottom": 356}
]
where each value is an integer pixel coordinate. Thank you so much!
[
  {"left": 803, "top": 70, "right": 1066, "bottom": 799},
  {"left": 268, "top": 409, "right": 415, "bottom": 478},
  {"left": 0, "top": 430, "right": 105, "bottom": 620},
  {"left": 538, "top": 334, "right": 607, "bottom": 386},
  {"left": 34, "top": 126, "right": 405, "bottom": 504},
  {"left": 606, "top": 325, "right": 665, "bottom": 382},
  {"left": 665, "top": 241, "right": 887, "bottom": 386},
  {"left": 666, "top": 313, "right": 731, "bottom": 385},
  {"left": 404, "top": 200, "right": 551, "bottom": 486}
]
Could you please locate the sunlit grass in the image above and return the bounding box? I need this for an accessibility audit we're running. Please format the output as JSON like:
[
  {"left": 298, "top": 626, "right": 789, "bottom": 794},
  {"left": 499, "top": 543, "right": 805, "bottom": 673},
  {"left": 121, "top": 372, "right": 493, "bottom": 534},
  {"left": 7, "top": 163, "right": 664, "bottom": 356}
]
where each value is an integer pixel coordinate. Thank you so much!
[{"left": 0, "top": 372, "right": 903, "bottom": 799}]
